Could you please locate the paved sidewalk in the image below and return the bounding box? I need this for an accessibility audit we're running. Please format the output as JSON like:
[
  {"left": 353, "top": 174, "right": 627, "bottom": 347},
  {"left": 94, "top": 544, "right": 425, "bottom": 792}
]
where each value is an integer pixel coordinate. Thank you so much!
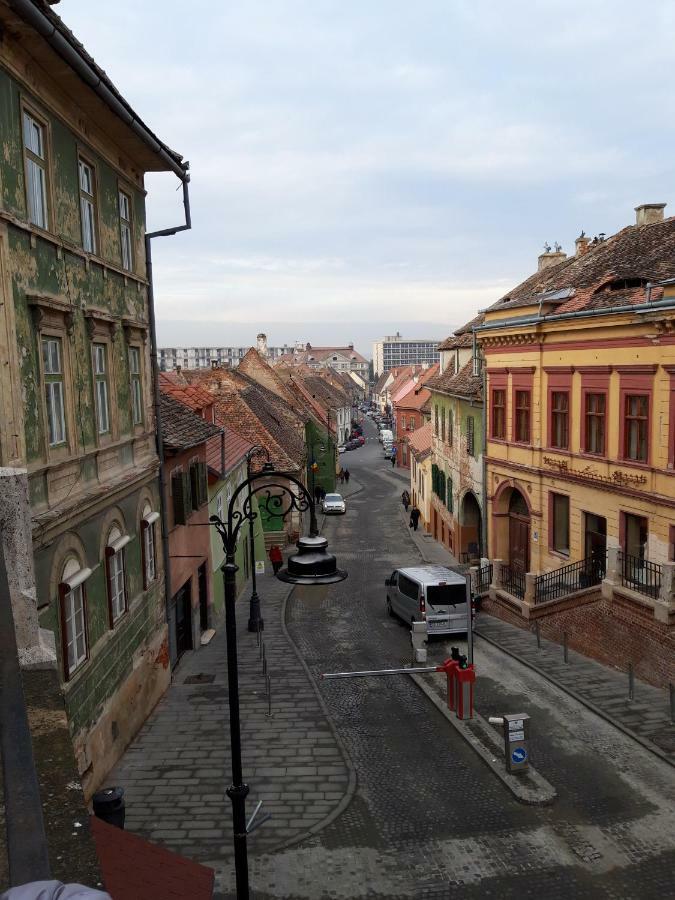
[
  {"left": 108, "top": 560, "right": 353, "bottom": 889},
  {"left": 475, "top": 615, "right": 675, "bottom": 762}
]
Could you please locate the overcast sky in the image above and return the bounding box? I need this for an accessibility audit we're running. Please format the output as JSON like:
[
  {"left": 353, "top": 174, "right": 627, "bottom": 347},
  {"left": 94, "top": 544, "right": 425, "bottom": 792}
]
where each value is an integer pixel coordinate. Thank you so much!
[{"left": 62, "top": 0, "right": 675, "bottom": 355}]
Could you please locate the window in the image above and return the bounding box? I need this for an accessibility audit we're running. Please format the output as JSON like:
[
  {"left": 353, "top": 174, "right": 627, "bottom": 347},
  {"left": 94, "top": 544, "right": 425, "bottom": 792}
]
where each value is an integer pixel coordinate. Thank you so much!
[
  {"left": 466, "top": 416, "right": 475, "bottom": 456},
  {"left": 515, "top": 390, "right": 530, "bottom": 443},
  {"left": 434, "top": 405, "right": 439, "bottom": 436},
  {"left": 42, "top": 337, "right": 66, "bottom": 446},
  {"left": 551, "top": 391, "right": 569, "bottom": 449},
  {"left": 623, "top": 513, "right": 647, "bottom": 560},
  {"left": 171, "top": 468, "right": 191, "bottom": 525},
  {"left": 398, "top": 573, "right": 418, "bottom": 600},
  {"left": 105, "top": 526, "right": 129, "bottom": 625},
  {"left": 23, "top": 110, "right": 49, "bottom": 228},
  {"left": 59, "top": 558, "right": 90, "bottom": 680},
  {"left": 472, "top": 354, "right": 482, "bottom": 377},
  {"left": 447, "top": 408, "right": 453, "bottom": 446},
  {"left": 141, "top": 504, "right": 159, "bottom": 589},
  {"left": 189, "top": 460, "right": 208, "bottom": 509},
  {"left": 129, "top": 347, "right": 143, "bottom": 425},
  {"left": 585, "top": 393, "right": 606, "bottom": 455},
  {"left": 447, "top": 477, "right": 453, "bottom": 513},
  {"left": 78, "top": 158, "right": 97, "bottom": 253},
  {"left": 551, "top": 493, "right": 570, "bottom": 555},
  {"left": 440, "top": 408, "right": 446, "bottom": 443},
  {"left": 401, "top": 415, "right": 406, "bottom": 430},
  {"left": 119, "top": 190, "right": 133, "bottom": 271},
  {"left": 624, "top": 394, "right": 649, "bottom": 462},
  {"left": 492, "top": 389, "right": 505, "bottom": 439},
  {"left": 93, "top": 344, "right": 110, "bottom": 434}
]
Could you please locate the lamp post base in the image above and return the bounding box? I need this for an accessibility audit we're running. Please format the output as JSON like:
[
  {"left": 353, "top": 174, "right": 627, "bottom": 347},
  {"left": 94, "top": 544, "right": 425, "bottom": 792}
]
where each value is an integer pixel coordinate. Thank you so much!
[
  {"left": 247, "top": 617, "right": 264, "bottom": 632},
  {"left": 248, "top": 589, "right": 264, "bottom": 632}
]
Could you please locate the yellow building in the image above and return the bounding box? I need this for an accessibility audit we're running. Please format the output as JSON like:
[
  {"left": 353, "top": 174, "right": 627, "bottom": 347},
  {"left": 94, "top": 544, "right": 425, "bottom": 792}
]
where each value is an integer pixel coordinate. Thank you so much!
[
  {"left": 409, "top": 422, "right": 432, "bottom": 531},
  {"left": 477, "top": 206, "right": 675, "bottom": 663}
]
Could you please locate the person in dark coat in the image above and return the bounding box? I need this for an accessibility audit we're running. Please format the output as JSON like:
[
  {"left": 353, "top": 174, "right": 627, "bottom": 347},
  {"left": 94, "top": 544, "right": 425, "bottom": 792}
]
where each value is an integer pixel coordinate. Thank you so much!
[
  {"left": 409, "top": 505, "right": 421, "bottom": 531},
  {"left": 314, "top": 485, "right": 322, "bottom": 503},
  {"left": 344, "top": 469, "right": 350, "bottom": 483},
  {"left": 401, "top": 490, "right": 410, "bottom": 511},
  {"left": 269, "top": 544, "right": 283, "bottom": 575}
]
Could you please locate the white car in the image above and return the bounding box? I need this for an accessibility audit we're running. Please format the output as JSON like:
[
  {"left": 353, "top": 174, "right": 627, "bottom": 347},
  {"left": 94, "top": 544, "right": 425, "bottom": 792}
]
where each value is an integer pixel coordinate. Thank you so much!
[
  {"left": 338, "top": 445, "right": 347, "bottom": 453},
  {"left": 322, "top": 492, "right": 346, "bottom": 515}
]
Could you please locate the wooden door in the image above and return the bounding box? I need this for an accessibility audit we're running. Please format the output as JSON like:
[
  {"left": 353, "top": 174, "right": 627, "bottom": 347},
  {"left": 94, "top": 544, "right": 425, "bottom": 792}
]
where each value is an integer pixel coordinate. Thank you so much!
[
  {"left": 175, "top": 581, "right": 192, "bottom": 659},
  {"left": 509, "top": 516, "right": 530, "bottom": 572}
]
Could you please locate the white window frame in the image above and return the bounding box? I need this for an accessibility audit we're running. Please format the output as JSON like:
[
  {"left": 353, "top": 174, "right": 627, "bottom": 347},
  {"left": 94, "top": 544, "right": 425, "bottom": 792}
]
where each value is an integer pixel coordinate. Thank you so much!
[
  {"left": 78, "top": 157, "right": 97, "bottom": 253},
  {"left": 142, "top": 506, "right": 159, "bottom": 587},
  {"left": 129, "top": 346, "right": 143, "bottom": 425},
  {"left": 119, "top": 189, "right": 133, "bottom": 271},
  {"left": 93, "top": 343, "right": 110, "bottom": 434},
  {"left": 42, "top": 336, "right": 66, "bottom": 446},
  {"left": 60, "top": 559, "right": 91, "bottom": 679},
  {"left": 106, "top": 527, "right": 130, "bottom": 625},
  {"left": 23, "top": 109, "right": 49, "bottom": 229}
]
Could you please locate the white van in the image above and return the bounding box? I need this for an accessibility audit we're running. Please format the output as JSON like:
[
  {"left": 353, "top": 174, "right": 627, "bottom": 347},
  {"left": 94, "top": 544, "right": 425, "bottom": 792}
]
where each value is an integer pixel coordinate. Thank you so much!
[
  {"left": 384, "top": 565, "right": 471, "bottom": 635},
  {"left": 379, "top": 429, "right": 393, "bottom": 445}
]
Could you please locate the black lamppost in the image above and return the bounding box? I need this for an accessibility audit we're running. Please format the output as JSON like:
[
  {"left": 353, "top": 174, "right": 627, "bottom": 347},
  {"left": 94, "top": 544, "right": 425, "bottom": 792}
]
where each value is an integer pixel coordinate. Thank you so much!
[
  {"left": 211, "top": 462, "right": 347, "bottom": 900},
  {"left": 245, "top": 446, "right": 267, "bottom": 633}
]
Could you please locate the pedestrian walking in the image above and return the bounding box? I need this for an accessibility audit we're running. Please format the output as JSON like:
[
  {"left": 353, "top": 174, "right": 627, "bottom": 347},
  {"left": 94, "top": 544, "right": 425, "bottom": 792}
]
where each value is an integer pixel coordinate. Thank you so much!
[
  {"left": 319, "top": 486, "right": 326, "bottom": 501},
  {"left": 344, "top": 469, "right": 350, "bottom": 484},
  {"left": 409, "top": 505, "right": 421, "bottom": 531},
  {"left": 401, "top": 490, "right": 410, "bottom": 512},
  {"left": 269, "top": 544, "right": 283, "bottom": 575},
  {"left": 314, "top": 485, "right": 322, "bottom": 503},
  {"left": 391, "top": 454, "right": 397, "bottom": 468},
  {"left": 338, "top": 468, "right": 344, "bottom": 484}
]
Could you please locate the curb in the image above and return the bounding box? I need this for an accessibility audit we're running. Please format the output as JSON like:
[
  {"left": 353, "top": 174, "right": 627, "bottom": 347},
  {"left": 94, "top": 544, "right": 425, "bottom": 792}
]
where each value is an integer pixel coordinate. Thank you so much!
[
  {"left": 474, "top": 627, "right": 675, "bottom": 770},
  {"left": 273, "top": 586, "right": 358, "bottom": 852},
  {"left": 409, "top": 673, "right": 557, "bottom": 806}
]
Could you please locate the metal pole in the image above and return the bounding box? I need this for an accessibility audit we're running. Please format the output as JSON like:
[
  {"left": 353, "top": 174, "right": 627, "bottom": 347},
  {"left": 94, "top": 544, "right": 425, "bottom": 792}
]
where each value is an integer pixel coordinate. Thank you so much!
[
  {"left": 628, "top": 663, "right": 634, "bottom": 701},
  {"left": 246, "top": 454, "right": 263, "bottom": 632},
  {"left": 222, "top": 557, "right": 249, "bottom": 900},
  {"left": 322, "top": 665, "right": 440, "bottom": 679},
  {"left": 465, "top": 573, "right": 473, "bottom": 665}
]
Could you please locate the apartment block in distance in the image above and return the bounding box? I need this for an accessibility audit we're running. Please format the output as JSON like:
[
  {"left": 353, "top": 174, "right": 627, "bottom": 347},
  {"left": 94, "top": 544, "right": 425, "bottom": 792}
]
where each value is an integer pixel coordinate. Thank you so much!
[{"left": 373, "top": 332, "right": 440, "bottom": 377}]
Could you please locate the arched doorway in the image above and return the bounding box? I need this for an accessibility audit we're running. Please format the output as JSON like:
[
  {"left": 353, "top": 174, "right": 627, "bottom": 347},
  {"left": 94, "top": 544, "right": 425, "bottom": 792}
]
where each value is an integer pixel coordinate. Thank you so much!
[
  {"left": 508, "top": 489, "right": 530, "bottom": 572},
  {"left": 460, "top": 492, "right": 482, "bottom": 562}
]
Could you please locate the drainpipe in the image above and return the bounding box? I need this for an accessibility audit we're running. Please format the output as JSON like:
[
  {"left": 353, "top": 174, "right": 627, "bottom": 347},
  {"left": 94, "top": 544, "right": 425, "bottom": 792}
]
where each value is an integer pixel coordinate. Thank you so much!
[
  {"left": 477, "top": 330, "right": 488, "bottom": 559},
  {"left": 146, "top": 177, "right": 192, "bottom": 664}
]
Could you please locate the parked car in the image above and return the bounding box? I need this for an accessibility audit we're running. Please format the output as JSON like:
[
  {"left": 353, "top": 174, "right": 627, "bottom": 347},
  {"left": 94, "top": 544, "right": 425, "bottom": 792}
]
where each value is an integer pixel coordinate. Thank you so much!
[
  {"left": 383, "top": 445, "right": 395, "bottom": 459},
  {"left": 384, "top": 566, "right": 472, "bottom": 635},
  {"left": 338, "top": 445, "right": 346, "bottom": 453},
  {"left": 357, "top": 435, "right": 365, "bottom": 445},
  {"left": 345, "top": 439, "right": 359, "bottom": 450},
  {"left": 322, "top": 492, "right": 346, "bottom": 515}
]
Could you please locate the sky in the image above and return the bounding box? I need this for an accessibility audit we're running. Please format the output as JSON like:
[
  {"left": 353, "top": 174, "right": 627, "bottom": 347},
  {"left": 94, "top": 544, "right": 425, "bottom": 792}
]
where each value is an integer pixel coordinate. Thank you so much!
[{"left": 61, "top": 1, "right": 675, "bottom": 356}]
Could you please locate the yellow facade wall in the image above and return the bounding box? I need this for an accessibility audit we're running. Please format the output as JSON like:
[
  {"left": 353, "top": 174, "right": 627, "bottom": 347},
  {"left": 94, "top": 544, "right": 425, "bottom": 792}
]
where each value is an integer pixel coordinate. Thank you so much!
[{"left": 480, "top": 311, "right": 675, "bottom": 572}]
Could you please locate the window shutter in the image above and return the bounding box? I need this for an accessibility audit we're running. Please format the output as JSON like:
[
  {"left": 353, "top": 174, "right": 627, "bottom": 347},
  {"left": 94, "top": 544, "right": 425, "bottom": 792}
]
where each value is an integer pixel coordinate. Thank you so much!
[
  {"left": 183, "top": 470, "right": 193, "bottom": 516},
  {"left": 58, "top": 581, "right": 70, "bottom": 681},
  {"left": 141, "top": 520, "right": 148, "bottom": 591},
  {"left": 447, "top": 478, "right": 453, "bottom": 513},
  {"left": 172, "top": 472, "right": 188, "bottom": 525},
  {"left": 198, "top": 462, "right": 208, "bottom": 506},
  {"left": 190, "top": 463, "right": 200, "bottom": 510},
  {"left": 105, "top": 545, "right": 115, "bottom": 628},
  {"left": 467, "top": 416, "right": 475, "bottom": 456}
]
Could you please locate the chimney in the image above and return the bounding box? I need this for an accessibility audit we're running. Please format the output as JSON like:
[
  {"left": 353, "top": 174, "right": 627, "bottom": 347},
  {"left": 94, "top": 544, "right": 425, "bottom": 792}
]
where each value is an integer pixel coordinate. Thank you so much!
[
  {"left": 176, "top": 365, "right": 182, "bottom": 374},
  {"left": 538, "top": 249, "right": 567, "bottom": 272},
  {"left": 575, "top": 233, "right": 590, "bottom": 257},
  {"left": 256, "top": 332, "right": 268, "bottom": 357},
  {"left": 348, "top": 343, "right": 354, "bottom": 350},
  {"left": 211, "top": 360, "right": 218, "bottom": 369},
  {"left": 635, "top": 203, "right": 666, "bottom": 226}
]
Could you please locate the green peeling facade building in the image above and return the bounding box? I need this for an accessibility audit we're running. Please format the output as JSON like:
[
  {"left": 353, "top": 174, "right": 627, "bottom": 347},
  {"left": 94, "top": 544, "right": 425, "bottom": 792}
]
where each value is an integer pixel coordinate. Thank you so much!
[{"left": 0, "top": 0, "right": 189, "bottom": 797}]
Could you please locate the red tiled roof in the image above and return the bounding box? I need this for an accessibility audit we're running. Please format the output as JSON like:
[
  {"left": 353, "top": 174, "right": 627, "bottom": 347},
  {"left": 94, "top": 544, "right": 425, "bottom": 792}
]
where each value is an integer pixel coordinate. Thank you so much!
[
  {"left": 160, "top": 393, "right": 222, "bottom": 451},
  {"left": 437, "top": 314, "right": 484, "bottom": 350},
  {"left": 408, "top": 422, "right": 432, "bottom": 461},
  {"left": 486, "top": 216, "right": 675, "bottom": 315},
  {"left": 427, "top": 359, "right": 483, "bottom": 402},
  {"left": 90, "top": 816, "right": 214, "bottom": 900}
]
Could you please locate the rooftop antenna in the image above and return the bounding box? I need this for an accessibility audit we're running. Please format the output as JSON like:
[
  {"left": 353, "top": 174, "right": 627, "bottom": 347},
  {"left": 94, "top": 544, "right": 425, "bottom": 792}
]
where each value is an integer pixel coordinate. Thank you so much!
[
  {"left": 553, "top": 241, "right": 562, "bottom": 252},
  {"left": 543, "top": 241, "right": 552, "bottom": 253}
]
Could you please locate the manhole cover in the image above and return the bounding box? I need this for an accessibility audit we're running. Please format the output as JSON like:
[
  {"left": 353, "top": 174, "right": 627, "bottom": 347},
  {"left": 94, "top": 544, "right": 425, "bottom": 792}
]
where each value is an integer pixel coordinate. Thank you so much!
[{"left": 183, "top": 673, "right": 215, "bottom": 684}]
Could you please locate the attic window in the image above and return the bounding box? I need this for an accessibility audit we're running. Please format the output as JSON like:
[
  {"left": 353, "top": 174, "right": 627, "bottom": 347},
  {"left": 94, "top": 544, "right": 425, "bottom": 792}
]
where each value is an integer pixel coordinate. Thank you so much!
[
  {"left": 603, "top": 277, "right": 648, "bottom": 292},
  {"left": 498, "top": 296, "right": 511, "bottom": 305}
]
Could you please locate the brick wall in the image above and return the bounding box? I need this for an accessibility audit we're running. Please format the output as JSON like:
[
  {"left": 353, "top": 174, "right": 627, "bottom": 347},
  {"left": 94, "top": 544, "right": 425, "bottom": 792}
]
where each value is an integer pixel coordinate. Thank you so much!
[{"left": 482, "top": 591, "right": 675, "bottom": 688}]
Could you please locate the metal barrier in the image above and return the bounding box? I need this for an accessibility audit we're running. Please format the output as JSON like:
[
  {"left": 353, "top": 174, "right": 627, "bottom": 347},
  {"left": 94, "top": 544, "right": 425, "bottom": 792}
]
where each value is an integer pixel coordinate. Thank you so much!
[
  {"left": 477, "top": 563, "right": 492, "bottom": 595},
  {"left": 620, "top": 551, "right": 662, "bottom": 600},
  {"left": 500, "top": 565, "right": 525, "bottom": 600},
  {"left": 534, "top": 554, "right": 605, "bottom": 604}
]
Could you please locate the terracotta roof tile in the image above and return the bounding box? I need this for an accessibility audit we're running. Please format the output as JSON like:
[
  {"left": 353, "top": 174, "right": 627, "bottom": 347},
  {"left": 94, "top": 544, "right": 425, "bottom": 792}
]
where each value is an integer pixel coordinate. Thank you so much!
[
  {"left": 408, "top": 422, "right": 433, "bottom": 461},
  {"left": 486, "top": 216, "right": 675, "bottom": 315},
  {"left": 160, "top": 392, "right": 222, "bottom": 451},
  {"left": 427, "top": 359, "right": 483, "bottom": 402}
]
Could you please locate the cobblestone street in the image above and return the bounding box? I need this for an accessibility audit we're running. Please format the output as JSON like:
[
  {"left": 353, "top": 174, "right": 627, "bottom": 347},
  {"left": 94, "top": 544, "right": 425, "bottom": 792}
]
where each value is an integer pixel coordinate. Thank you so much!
[{"left": 110, "top": 419, "right": 675, "bottom": 898}]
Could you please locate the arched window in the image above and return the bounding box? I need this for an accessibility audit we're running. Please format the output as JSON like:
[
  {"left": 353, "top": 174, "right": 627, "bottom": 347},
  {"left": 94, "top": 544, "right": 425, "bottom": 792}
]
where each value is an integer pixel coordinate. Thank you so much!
[
  {"left": 59, "top": 556, "right": 91, "bottom": 679},
  {"left": 106, "top": 524, "right": 130, "bottom": 625},
  {"left": 141, "top": 503, "right": 160, "bottom": 589}
]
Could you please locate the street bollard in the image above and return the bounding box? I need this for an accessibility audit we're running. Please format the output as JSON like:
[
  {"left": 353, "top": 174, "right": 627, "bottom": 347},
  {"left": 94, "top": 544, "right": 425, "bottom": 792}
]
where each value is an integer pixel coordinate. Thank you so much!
[
  {"left": 628, "top": 663, "right": 634, "bottom": 701},
  {"left": 455, "top": 663, "right": 475, "bottom": 720},
  {"left": 410, "top": 620, "right": 428, "bottom": 664},
  {"left": 563, "top": 632, "right": 568, "bottom": 663}
]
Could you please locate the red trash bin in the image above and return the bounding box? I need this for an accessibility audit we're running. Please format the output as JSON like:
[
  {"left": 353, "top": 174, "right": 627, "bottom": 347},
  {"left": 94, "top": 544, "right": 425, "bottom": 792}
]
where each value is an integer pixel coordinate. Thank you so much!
[{"left": 455, "top": 664, "right": 476, "bottom": 720}]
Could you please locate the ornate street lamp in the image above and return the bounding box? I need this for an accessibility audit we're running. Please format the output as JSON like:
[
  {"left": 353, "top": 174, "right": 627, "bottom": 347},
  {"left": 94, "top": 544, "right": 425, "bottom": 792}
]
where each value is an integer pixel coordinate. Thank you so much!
[
  {"left": 245, "top": 446, "right": 267, "bottom": 633},
  {"left": 210, "top": 461, "right": 346, "bottom": 900}
]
